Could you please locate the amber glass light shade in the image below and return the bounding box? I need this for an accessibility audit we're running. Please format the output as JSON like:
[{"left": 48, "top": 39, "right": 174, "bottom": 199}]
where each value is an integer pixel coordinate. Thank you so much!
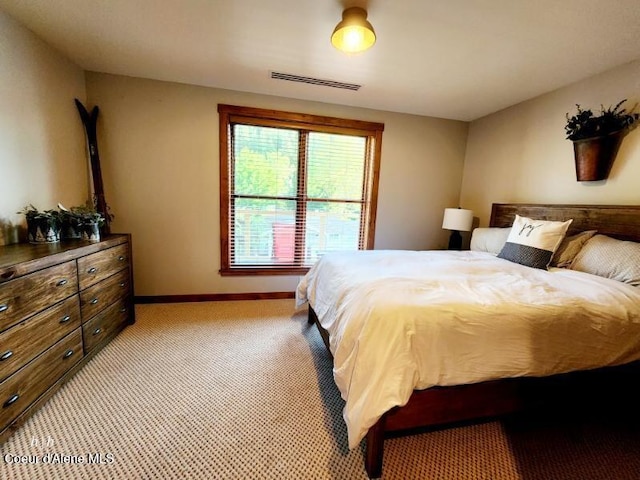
[{"left": 331, "top": 7, "right": 376, "bottom": 54}]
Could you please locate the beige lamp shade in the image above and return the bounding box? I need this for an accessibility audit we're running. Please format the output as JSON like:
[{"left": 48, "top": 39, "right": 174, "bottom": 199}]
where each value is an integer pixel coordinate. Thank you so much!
[
  {"left": 442, "top": 208, "right": 474, "bottom": 232},
  {"left": 331, "top": 7, "right": 376, "bottom": 54}
]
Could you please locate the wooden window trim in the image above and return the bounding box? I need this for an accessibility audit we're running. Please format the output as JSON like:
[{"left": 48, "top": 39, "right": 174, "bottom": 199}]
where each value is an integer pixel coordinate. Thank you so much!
[{"left": 218, "top": 104, "right": 384, "bottom": 276}]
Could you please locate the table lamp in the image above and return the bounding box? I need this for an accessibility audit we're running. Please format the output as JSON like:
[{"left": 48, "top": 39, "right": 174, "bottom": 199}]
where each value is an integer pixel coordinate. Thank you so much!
[{"left": 442, "top": 208, "right": 473, "bottom": 250}]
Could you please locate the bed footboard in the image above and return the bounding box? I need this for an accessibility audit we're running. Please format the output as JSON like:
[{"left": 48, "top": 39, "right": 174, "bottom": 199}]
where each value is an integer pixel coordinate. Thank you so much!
[
  {"left": 365, "top": 419, "right": 385, "bottom": 478},
  {"left": 362, "top": 378, "right": 527, "bottom": 478}
]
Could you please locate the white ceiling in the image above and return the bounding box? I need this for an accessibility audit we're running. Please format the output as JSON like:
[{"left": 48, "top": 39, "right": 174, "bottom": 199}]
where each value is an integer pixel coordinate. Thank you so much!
[{"left": 2, "top": 0, "right": 640, "bottom": 121}]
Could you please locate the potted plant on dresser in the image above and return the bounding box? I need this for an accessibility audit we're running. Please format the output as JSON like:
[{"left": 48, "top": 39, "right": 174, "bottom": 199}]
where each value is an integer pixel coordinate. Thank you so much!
[
  {"left": 17, "top": 205, "right": 63, "bottom": 243},
  {"left": 565, "top": 99, "right": 639, "bottom": 181},
  {"left": 59, "top": 202, "right": 106, "bottom": 242}
]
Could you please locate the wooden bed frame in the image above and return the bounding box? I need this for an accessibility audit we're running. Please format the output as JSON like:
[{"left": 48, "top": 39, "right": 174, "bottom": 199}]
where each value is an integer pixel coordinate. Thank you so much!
[{"left": 308, "top": 203, "right": 640, "bottom": 478}]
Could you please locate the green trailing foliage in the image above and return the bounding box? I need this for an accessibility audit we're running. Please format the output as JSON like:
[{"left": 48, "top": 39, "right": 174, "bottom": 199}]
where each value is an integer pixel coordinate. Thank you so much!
[
  {"left": 565, "top": 99, "right": 639, "bottom": 141},
  {"left": 59, "top": 201, "right": 106, "bottom": 227},
  {"left": 19, "top": 202, "right": 105, "bottom": 242},
  {"left": 17, "top": 204, "right": 63, "bottom": 225},
  {"left": 17, "top": 204, "right": 64, "bottom": 242}
]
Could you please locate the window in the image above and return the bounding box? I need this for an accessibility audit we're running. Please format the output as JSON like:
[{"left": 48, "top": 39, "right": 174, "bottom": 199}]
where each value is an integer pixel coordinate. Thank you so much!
[{"left": 218, "top": 105, "right": 384, "bottom": 275}]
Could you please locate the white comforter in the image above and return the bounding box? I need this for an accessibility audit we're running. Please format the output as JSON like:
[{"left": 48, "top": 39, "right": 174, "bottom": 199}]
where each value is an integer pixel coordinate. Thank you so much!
[{"left": 295, "top": 250, "right": 640, "bottom": 449}]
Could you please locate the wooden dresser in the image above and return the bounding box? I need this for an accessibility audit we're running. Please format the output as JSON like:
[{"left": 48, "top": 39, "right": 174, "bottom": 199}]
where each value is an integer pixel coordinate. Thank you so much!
[{"left": 0, "top": 234, "right": 134, "bottom": 442}]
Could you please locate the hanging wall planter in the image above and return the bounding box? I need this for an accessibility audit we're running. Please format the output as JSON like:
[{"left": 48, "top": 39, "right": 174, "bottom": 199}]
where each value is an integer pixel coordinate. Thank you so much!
[
  {"left": 565, "top": 99, "right": 638, "bottom": 182},
  {"left": 572, "top": 130, "right": 623, "bottom": 181}
]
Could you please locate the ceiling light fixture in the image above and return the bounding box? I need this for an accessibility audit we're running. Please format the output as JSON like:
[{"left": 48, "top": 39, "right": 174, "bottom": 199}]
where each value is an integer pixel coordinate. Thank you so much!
[{"left": 331, "top": 7, "right": 376, "bottom": 54}]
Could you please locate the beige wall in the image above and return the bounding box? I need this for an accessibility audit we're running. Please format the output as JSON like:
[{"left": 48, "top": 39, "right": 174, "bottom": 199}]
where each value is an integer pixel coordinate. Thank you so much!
[
  {"left": 461, "top": 60, "right": 640, "bottom": 225},
  {"left": 85, "top": 73, "right": 468, "bottom": 295},
  {"left": 0, "top": 9, "right": 88, "bottom": 245},
  {"left": 6, "top": 4, "right": 640, "bottom": 296}
]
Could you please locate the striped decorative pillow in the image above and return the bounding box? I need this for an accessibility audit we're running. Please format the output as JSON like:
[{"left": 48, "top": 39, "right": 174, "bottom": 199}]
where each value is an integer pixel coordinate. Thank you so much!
[{"left": 497, "top": 215, "right": 573, "bottom": 270}]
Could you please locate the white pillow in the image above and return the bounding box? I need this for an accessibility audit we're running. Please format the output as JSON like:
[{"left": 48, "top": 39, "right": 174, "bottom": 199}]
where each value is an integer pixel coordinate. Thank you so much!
[
  {"left": 470, "top": 228, "right": 510, "bottom": 255},
  {"left": 497, "top": 215, "right": 572, "bottom": 270},
  {"left": 570, "top": 235, "right": 640, "bottom": 286}
]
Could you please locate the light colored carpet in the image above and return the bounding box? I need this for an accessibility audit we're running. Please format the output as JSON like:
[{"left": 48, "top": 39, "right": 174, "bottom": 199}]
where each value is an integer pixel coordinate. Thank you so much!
[{"left": 1, "top": 300, "right": 639, "bottom": 479}]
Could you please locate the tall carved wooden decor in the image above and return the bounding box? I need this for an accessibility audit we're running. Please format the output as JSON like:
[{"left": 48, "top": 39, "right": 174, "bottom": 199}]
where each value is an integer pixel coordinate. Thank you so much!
[{"left": 75, "top": 99, "right": 111, "bottom": 234}]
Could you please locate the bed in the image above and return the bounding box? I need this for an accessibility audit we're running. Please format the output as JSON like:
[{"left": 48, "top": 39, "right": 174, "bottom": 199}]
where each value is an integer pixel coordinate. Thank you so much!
[{"left": 296, "top": 203, "right": 640, "bottom": 478}]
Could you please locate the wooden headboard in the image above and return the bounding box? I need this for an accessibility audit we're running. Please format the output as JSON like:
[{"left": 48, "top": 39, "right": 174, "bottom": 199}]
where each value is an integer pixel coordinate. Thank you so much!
[{"left": 490, "top": 203, "right": 640, "bottom": 243}]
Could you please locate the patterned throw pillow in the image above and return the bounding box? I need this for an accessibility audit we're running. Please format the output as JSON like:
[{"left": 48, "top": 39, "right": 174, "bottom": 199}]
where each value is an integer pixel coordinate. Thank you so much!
[
  {"left": 497, "top": 215, "right": 573, "bottom": 270},
  {"left": 550, "top": 230, "right": 597, "bottom": 268},
  {"left": 570, "top": 235, "right": 640, "bottom": 286}
]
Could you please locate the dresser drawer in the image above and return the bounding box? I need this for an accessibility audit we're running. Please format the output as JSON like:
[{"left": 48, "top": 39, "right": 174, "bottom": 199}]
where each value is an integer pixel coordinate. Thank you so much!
[
  {"left": 0, "top": 261, "right": 78, "bottom": 333},
  {"left": 77, "top": 243, "right": 129, "bottom": 291},
  {"left": 0, "top": 296, "right": 81, "bottom": 382},
  {"left": 82, "top": 298, "right": 129, "bottom": 354},
  {"left": 0, "top": 329, "right": 82, "bottom": 433},
  {"left": 79, "top": 269, "right": 130, "bottom": 322}
]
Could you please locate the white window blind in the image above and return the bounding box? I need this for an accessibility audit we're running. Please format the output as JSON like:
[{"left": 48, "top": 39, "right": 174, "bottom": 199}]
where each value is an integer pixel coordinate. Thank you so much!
[{"left": 219, "top": 105, "right": 384, "bottom": 275}]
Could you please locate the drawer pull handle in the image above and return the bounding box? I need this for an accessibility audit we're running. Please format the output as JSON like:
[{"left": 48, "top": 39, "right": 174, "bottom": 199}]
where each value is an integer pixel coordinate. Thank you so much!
[
  {"left": 59, "top": 315, "right": 71, "bottom": 324},
  {"left": 0, "top": 270, "right": 16, "bottom": 281},
  {"left": 57, "top": 279, "right": 68, "bottom": 287},
  {"left": 87, "top": 267, "right": 97, "bottom": 274},
  {"left": 3, "top": 394, "right": 19, "bottom": 408},
  {"left": 90, "top": 298, "right": 99, "bottom": 305},
  {"left": 0, "top": 304, "right": 8, "bottom": 313},
  {"left": 0, "top": 350, "right": 13, "bottom": 361},
  {"left": 118, "top": 256, "right": 125, "bottom": 261},
  {"left": 119, "top": 307, "right": 127, "bottom": 313},
  {"left": 119, "top": 282, "right": 126, "bottom": 288},
  {"left": 63, "top": 349, "right": 74, "bottom": 359},
  {"left": 93, "top": 328, "right": 102, "bottom": 336}
]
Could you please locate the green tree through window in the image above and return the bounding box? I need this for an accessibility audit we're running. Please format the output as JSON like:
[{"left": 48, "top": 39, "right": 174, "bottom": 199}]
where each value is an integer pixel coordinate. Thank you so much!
[{"left": 218, "top": 105, "right": 384, "bottom": 275}]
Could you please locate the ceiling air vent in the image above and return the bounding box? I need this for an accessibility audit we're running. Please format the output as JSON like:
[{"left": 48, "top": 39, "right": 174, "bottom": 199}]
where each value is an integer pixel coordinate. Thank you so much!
[{"left": 270, "top": 71, "right": 361, "bottom": 91}]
